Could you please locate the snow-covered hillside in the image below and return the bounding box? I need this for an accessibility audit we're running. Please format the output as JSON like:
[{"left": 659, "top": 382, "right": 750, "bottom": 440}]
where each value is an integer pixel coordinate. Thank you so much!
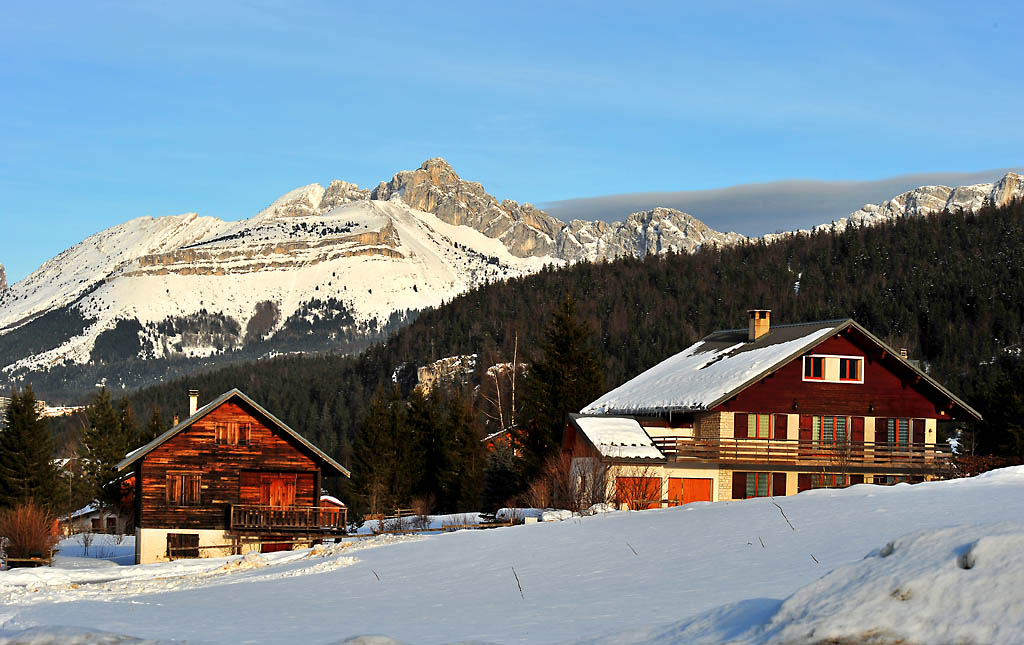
[
  {"left": 0, "top": 195, "right": 550, "bottom": 376},
  {"left": 1, "top": 159, "right": 1021, "bottom": 386},
  {"left": 2, "top": 467, "right": 1023, "bottom": 643}
]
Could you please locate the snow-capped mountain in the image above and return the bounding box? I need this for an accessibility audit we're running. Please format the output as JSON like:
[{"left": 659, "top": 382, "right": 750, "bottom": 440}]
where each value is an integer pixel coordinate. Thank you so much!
[{"left": 1, "top": 159, "right": 1021, "bottom": 393}]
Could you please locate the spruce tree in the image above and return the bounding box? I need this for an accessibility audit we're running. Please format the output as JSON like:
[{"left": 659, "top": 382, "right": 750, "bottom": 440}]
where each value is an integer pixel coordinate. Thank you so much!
[
  {"left": 140, "top": 405, "right": 167, "bottom": 446},
  {"left": 81, "top": 388, "right": 131, "bottom": 507},
  {"left": 0, "top": 386, "right": 65, "bottom": 511},
  {"left": 351, "top": 385, "right": 412, "bottom": 518},
  {"left": 521, "top": 297, "right": 605, "bottom": 481}
]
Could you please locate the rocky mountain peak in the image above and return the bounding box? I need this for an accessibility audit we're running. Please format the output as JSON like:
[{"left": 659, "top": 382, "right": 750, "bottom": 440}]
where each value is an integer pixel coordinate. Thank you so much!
[{"left": 371, "top": 159, "right": 564, "bottom": 258}]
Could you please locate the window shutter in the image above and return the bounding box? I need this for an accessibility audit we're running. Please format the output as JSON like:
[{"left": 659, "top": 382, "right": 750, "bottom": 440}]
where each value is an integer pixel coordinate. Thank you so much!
[
  {"left": 772, "top": 473, "right": 786, "bottom": 496},
  {"left": 732, "top": 472, "right": 747, "bottom": 500},
  {"left": 912, "top": 419, "right": 926, "bottom": 445},
  {"left": 773, "top": 414, "right": 787, "bottom": 440},
  {"left": 874, "top": 418, "right": 887, "bottom": 446},
  {"left": 798, "top": 414, "right": 813, "bottom": 443},
  {"left": 797, "top": 473, "right": 811, "bottom": 492},
  {"left": 734, "top": 413, "right": 748, "bottom": 439},
  {"left": 851, "top": 416, "right": 865, "bottom": 445},
  {"left": 851, "top": 474, "right": 864, "bottom": 485}
]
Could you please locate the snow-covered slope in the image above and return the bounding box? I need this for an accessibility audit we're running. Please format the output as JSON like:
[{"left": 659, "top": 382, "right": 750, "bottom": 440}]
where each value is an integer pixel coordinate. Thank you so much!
[
  {"left": 2, "top": 467, "right": 1023, "bottom": 643},
  {"left": 0, "top": 197, "right": 549, "bottom": 375}
]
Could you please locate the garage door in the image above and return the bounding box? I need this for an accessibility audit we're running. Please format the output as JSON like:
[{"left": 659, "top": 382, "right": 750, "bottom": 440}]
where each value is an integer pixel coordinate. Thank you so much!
[{"left": 667, "top": 477, "right": 713, "bottom": 506}]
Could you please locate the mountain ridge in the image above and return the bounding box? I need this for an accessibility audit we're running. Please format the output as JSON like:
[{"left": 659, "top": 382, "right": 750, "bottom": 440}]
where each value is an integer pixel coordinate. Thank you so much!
[{"left": 1, "top": 159, "right": 1021, "bottom": 394}]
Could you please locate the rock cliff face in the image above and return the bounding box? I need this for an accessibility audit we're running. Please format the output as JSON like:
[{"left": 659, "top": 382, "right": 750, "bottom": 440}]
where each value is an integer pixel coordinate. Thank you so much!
[
  {"left": 0, "top": 264, "right": 6, "bottom": 292},
  {"left": 555, "top": 207, "right": 746, "bottom": 261},
  {"left": 843, "top": 172, "right": 1024, "bottom": 227},
  {"left": 371, "top": 158, "right": 564, "bottom": 258}
]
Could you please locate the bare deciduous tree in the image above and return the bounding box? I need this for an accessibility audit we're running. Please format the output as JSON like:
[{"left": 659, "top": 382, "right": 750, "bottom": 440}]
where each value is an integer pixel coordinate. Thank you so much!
[{"left": 613, "top": 463, "right": 663, "bottom": 510}]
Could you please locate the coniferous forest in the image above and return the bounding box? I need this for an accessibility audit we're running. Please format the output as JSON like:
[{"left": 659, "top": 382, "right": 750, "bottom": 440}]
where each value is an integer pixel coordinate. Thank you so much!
[{"left": 37, "top": 199, "right": 1023, "bottom": 516}]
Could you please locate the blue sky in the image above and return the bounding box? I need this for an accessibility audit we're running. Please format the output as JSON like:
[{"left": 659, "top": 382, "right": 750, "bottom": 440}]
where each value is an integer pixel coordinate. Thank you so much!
[{"left": 2, "top": 1, "right": 1022, "bottom": 282}]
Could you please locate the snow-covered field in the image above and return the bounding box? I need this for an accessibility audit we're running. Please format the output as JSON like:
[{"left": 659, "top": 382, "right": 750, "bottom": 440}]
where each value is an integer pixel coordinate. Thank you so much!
[{"left": 3, "top": 468, "right": 1024, "bottom": 644}]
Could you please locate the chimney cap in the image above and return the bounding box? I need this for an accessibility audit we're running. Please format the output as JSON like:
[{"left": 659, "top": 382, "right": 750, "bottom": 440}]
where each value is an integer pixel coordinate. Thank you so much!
[
  {"left": 747, "top": 309, "right": 772, "bottom": 318},
  {"left": 188, "top": 389, "right": 199, "bottom": 396}
]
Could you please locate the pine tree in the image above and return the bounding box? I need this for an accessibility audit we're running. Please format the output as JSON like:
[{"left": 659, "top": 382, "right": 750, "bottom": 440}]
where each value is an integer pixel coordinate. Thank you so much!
[
  {"left": 481, "top": 444, "right": 523, "bottom": 513},
  {"left": 140, "top": 405, "right": 167, "bottom": 446},
  {"left": 0, "top": 386, "right": 65, "bottom": 511},
  {"left": 118, "top": 396, "right": 140, "bottom": 450},
  {"left": 351, "top": 385, "right": 412, "bottom": 518},
  {"left": 81, "top": 388, "right": 131, "bottom": 507},
  {"left": 521, "top": 297, "right": 605, "bottom": 480}
]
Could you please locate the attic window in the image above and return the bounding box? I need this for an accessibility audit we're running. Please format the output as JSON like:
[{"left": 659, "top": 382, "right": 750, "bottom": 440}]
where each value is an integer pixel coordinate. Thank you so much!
[
  {"left": 216, "top": 423, "right": 251, "bottom": 446},
  {"left": 802, "top": 355, "right": 864, "bottom": 384},
  {"left": 804, "top": 356, "right": 824, "bottom": 380}
]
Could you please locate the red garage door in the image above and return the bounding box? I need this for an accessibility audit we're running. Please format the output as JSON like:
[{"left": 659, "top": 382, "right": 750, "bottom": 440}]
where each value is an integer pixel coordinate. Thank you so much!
[{"left": 667, "top": 478, "right": 713, "bottom": 505}]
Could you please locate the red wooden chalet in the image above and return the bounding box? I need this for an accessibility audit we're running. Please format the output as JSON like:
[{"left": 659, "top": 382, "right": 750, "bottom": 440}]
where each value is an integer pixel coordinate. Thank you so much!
[
  {"left": 565, "top": 310, "right": 981, "bottom": 508},
  {"left": 116, "top": 388, "right": 350, "bottom": 564}
]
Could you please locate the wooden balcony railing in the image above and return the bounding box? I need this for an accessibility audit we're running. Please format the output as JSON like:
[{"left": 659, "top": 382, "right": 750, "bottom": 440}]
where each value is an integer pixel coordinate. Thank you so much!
[
  {"left": 649, "top": 436, "right": 951, "bottom": 470},
  {"left": 229, "top": 505, "right": 347, "bottom": 533}
]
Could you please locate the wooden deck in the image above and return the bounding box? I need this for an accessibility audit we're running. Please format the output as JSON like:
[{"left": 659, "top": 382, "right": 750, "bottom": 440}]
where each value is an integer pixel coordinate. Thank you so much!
[
  {"left": 650, "top": 437, "right": 951, "bottom": 472},
  {"left": 229, "top": 504, "right": 347, "bottom": 535}
]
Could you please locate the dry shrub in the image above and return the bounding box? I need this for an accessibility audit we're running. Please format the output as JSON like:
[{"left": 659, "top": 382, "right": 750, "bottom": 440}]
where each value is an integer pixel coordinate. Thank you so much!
[
  {"left": 528, "top": 454, "right": 613, "bottom": 513},
  {"left": 0, "top": 500, "right": 60, "bottom": 559},
  {"left": 410, "top": 494, "right": 435, "bottom": 530}
]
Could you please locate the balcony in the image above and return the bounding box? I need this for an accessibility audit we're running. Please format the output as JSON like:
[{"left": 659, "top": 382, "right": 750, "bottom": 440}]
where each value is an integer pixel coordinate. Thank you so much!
[
  {"left": 649, "top": 437, "right": 952, "bottom": 473},
  {"left": 228, "top": 505, "right": 347, "bottom": 535}
]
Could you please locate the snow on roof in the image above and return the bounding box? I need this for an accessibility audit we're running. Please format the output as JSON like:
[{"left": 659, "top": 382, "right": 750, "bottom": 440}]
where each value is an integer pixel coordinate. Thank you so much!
[
  {"left": 319, "top": 495, "right": 346, "bottom": 508},
  {"left": 583, "top": 324, "right": 837, "bottom": 414},
  {"left": 574, "top": 416, "right": 664, "bottom": 460}
]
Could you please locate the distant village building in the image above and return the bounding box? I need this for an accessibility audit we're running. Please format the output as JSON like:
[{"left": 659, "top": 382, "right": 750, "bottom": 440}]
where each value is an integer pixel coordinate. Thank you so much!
[
  {"left": 0, "top": 396, "right": 48, "bottom": 420},
  {"left": 565, "top": 311, "right": 981, "bottom": 509},
  {"left": 116, "top": 388, "right": 350, "bottom": 564}
]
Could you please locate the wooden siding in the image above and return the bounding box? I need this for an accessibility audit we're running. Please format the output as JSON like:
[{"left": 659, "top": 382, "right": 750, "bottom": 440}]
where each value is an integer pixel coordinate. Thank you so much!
[
  {"left": 138, "top": 401, "right": 318, "bottom": 530},
  {"left": 718, "top": 333, "right": 954, "bottom": 419}
]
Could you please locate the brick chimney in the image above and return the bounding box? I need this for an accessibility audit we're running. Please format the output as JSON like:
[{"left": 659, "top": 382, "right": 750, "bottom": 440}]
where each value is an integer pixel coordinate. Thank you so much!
[
  {"left": 747, "top": 309, "right": 771, "bottom": 341},
  {"left": 188, "top": 389, "right": 199, "bottom": 416}
]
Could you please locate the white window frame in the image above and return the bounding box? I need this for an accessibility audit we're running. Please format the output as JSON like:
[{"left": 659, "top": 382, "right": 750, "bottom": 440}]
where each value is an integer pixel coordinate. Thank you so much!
[{"left": 801, "top": 354, "right": 864, "bottom": 384}]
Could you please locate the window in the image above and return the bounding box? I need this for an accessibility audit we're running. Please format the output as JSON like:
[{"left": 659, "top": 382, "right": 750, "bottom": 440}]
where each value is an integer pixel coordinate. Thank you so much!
[
  {"left": 810, "top": 473, "right": 848, "bottom": 489},
  {"left": 167, "top": 533, "right": 199, "bottom": 559},
  {"left": 746, "top": 472, "right": 771, "bottom": 498},
  {"left": 216, "top": 422, "right": 250, "bottom": 445},
  {"left": 812, "top": 416, "right": 847, "bottom": 445},
  {"left": 885, "top": 418, "right": 910, "bottom": 448},
  {"left": 839, "top": 358, "right": 860, "bottom": 381},
  {"left": 747, "top": 414, "right": 771, "bottom": 439},
  {"left": 804, "top": 356, "right": 824, "bottom": 380},
  {"left": 166, "top": 473, "right": 201, "bottom": 505},
  {"left": 802, "top": 355, "right": 864, "bottom": 384}
]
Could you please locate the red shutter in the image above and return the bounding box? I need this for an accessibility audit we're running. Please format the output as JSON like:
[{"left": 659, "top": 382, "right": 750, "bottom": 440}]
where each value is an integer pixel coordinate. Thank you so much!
[
  {"left": 851, "top": 416, "right": 864, "bottom": 445},
  {"left": 734, "top": 413, "right": 748, "bottom": 439},
  {"left": 773, "top": 414, "right": 787, "bottom": 440},
  {"left": 874, "top": 418, "right": 888, "bottom": 446},
  {"left": 732, "top": 472, "right": 747, "bottom": 500},
  {"left": 912, "top": 419, "right": 926, "bottom": 445},
  {"left": 772, "top": 473, "right": 786, "bottom": 496},
  {"left": 797, "top": 473, "right": 811, "bottom": 492},
  {"left": 798, "top": 415, "right": 813, "bottom": 447},
  {"left": 851, "top": 474, "right": 864, "bottom": 485}
]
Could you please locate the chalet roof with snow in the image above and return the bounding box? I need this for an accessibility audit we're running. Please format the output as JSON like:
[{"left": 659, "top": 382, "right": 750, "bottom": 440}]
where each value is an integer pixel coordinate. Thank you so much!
[
  {"left": 582, "top": 318, "right": 981, "bottom": 418},
  {"left": 568, "top": 414, "right": 665, "bottom": 460},
  {"left": 115, "top": 388, "right": 350, "bottom": 477}
]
